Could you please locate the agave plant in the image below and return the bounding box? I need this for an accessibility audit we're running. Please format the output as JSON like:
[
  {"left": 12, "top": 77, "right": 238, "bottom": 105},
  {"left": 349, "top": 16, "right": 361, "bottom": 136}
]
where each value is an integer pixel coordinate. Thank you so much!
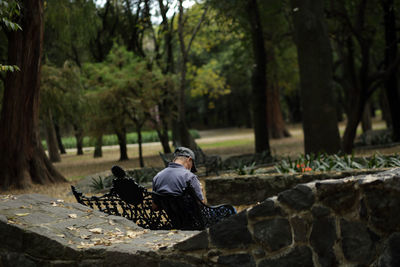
[{"left": 275, "top": 153, "right": 400, "bottom": 174}]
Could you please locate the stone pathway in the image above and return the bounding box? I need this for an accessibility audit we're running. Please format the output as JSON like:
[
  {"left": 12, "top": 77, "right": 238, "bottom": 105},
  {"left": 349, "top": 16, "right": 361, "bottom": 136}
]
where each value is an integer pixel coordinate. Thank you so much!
[{"left": 0, "top": 194, "right": 198, "bottom": 266}]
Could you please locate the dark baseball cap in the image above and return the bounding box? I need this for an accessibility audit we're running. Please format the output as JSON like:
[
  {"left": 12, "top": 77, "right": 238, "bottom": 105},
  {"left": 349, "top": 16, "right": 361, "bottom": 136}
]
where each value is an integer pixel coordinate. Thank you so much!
[{"left": 174, "top": 147, "right": 197, "bottom": 173}]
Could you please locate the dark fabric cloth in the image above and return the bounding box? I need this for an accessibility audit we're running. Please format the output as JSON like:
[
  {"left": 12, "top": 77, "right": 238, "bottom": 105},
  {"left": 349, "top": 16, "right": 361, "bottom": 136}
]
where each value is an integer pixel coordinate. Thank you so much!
[{"left": 152, "top": 162, "right": 204, "bottom": 200}]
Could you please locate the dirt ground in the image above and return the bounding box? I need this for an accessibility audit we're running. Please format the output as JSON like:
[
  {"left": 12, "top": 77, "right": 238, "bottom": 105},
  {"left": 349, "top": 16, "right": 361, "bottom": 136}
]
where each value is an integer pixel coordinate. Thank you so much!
[{"left": 4, "top": 122, "right": 400, "bottom": 204}]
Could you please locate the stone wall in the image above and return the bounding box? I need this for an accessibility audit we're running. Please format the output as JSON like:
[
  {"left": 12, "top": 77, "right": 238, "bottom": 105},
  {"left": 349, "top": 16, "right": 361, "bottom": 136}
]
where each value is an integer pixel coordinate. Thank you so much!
[
  {"left": 205, "top": 168, "right": 387, "bottom": 205},
  {"left": 1, "top": 169, "right": 400, "bottom": 266},
  {"left": 170, "top": 168, "right": 400, "bottom": 266}
]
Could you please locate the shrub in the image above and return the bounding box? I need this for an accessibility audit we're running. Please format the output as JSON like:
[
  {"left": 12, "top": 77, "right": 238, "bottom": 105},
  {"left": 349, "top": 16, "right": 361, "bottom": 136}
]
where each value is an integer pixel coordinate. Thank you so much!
[{"left": 275, "top": 153, "right": 400, "bottom": 173}]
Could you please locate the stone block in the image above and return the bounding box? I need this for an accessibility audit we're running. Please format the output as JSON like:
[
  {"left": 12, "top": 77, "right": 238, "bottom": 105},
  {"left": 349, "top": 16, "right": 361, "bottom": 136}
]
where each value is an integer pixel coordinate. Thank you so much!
[
  {"left": 0, "top": 250, "right": 36, "bottom": 267},
  {"left": 209, "top": 211, "right": 253, "bottom": 249},
  {"left": 253, "top": 218, "right": 292, "bottom": 252},
  {"left": 174, "top": 231, "right": 209, "bottom": 251},
  {"left": 258, "top": 246, "right": 313, "bottom": 267},
  {"left": 291, "top": 216, "right": 309, "bottom": 243},
  {"left": 247, "top": 199, "right": 285, "bottom": 221},
  {"left": 311, "top": 205, "right": 331, "bottom": 218},
  {"left": 375, "top": 232, "right": 400, "bottom": 267},
  {"left": 340, "top": 219, "right": 378, "bottom": 265},
  {"left": 0, "top": 219, "right": 24, "bottom": 251},
  {"left": 159, "top": 261, "right": 196, "bottom": 267},
  {"left": 316, "top": 180, "right": 358, "bottom": 214},
  {"left": 218, "top": 253, "right": 256, "bottom": 267},
  {"left": 278, "top": 184, "right": 315, "bottom": 211},
  {"left": 362, "top": 182, "right": 400, "bottom": 233},
  {"left": 310, "top": 217, "right": 337, "bottom": 267}
]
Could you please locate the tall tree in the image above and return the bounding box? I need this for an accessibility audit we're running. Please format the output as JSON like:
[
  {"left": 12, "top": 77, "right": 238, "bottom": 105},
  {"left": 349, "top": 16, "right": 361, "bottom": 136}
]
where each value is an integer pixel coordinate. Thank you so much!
[
  {"left": 246, "top": 0, "right": 271, "bottom": 153},
  {"left": 174, "top": 0, "right": 208, "bottom": 150},
  {"left": 40, "top": 64, "right": 64, "bottom": 162},
  {"left": 207, "top": 0, "right": 272, "bottom": 153},
  {"left": 329, "top": 0, "right": 400, "bottom": 152},
  {"left": 258, "top": 1, "right": 291, "bottom": 139},
  {"left": 0, "top": 0, "right": 66, "bottom": 190},
  {"left": 381, "top": 0, "right": 400, "bottom": 141},
  {"left": 291, "top": 0, "right": 341, "bottom": 154}
]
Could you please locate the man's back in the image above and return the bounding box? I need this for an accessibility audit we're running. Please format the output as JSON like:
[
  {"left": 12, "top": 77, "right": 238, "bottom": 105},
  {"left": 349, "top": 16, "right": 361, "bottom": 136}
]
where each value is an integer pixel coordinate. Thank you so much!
[{"left": 152, "top": 162, "right": 204, "bottom": 201}]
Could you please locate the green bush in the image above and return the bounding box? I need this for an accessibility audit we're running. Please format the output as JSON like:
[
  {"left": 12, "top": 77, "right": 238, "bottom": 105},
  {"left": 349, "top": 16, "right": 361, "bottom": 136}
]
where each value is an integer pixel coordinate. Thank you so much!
[
  {"left": 42, "top": 129, "right": 200, "bottom": 150},
  {"left": 275, "top": 153, "right": 400, "bottom": 173}
]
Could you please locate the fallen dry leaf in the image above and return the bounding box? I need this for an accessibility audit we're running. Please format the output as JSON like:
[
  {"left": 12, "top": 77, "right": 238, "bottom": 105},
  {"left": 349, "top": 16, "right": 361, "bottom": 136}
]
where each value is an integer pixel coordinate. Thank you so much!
[
  {"left": 108, "top": 220, "right": 115, "bottom": 226},
  {"left": 77, "top": 242, "right": 95, "bottom": 249},
  {"left": 56, "top": 234, "right": 65, "bottom": 238},
  {"left": 51, "top": 202, "right": 58, "bottom": 207},
  {"left": 57, "top": 199, "right": 64, "bottom": 203},
  {"left": 66, "top": 226, "right": 77, "bottom": 231},
  {"left": 15, "top": 213, "right": 29, "bottom": 217},
  {"left": 80, "top": 234, "right": 90, "bottom": 239},
  {"left": 68, "top": 214, "right": 78, "bottom": 219},
  {"left": 89, "top": 228, "right": 102, "bottom": 234},
  {"left": 126, "top": 231, "right": 137, "bottom": 238}
]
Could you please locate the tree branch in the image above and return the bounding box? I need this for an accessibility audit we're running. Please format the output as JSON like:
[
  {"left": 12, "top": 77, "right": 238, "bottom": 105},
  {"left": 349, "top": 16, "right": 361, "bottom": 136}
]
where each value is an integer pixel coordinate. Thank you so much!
[
  {"left": 187, "top": 5, "right": 208, "bottom": 54},
  {"left": 367, "top": 52, "right": 400, "bottom": 96}
]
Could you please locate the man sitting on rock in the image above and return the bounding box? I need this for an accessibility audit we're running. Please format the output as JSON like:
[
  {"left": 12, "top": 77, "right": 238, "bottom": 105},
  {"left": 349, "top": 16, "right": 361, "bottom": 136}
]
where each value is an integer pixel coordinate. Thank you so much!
[{"left": 152, "top": 147, "right": 204, "bottom": 210}]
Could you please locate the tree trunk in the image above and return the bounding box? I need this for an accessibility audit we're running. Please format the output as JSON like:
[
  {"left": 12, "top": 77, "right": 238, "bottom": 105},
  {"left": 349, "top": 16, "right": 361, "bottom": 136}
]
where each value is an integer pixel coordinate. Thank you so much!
[
  {"left": 54, "top": 121, "right": 66, "bottom": 154},
  {"left": 0, "top": 0, "right": 66, "bottom": 190},
  {"left": 155, "top": 125, "right": 171, "bottom": 154},
  {"left": 267, "top": 77, "right": 291, "bottom": 139},
  {"left": 44, "top": 109, "right": 61, "bottom": 162},
  {"left": 380, "top": 89, "right": 392, "bottom": 128},
  {"left": 153, "top": 103, "right": 171, "bottom": 153},
  {"left": 246, "top": 0, "right": 271, "bottom": 154},
  {"left": 137, "top": 126, "right": 144, "bottom": 167},
  {"left": 116, "top": 128, "right": 128, "bottom": 161},
  {"left": 72, "top": 124, "right": 84, "bottom": 155},
  {"left": 381, "top": 0, "right": 400, "bottom": 141},
  {"left": 264, "top": 40, "right": 290, "bottom": 139},
  {"left": 361, "top": 101, "right": 372, "bottom": 133},
  {"left": 174, "top": 0, "right": 204, "bottom": 150},
  {"left": 291, "top": 0, "right": 341, "bottom": 154},
  {"left": 342, "top": 96, "right": 365, "bottom": 152},
  {"left": 93, "top": 135, "right": 103, "bottom": 158}
]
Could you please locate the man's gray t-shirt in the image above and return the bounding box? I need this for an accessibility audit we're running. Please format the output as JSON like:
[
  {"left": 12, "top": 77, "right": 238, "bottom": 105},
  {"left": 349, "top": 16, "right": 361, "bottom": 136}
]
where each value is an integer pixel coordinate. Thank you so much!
[{"left": 152, "top": 162, "right": 204, "bottom": 200}]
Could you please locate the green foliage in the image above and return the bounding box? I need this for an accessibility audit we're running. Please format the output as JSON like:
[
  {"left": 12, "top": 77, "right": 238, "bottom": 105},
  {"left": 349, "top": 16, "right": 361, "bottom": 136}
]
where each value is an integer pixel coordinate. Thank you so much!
[
  {"left": 236, "top": 161, "right": 256, "bottom": 175},
  {"left": 41, "top": 61, "right": 88, "bottom": 130},
  {"left": 82, "top": 43, "right": 176, "bottom": 139},
  {"left": 90, "top": 176, "right": 104, "bottom": 191},
  {"left": 44, "top": 0, "right": 99, "bottom": 66},
  {"left": 275, "top": 153, "right": 400, "bottom": 173},
  {"left": 0, "top": 64, "right": 19, "bottom": 72},
  {"left": 188, "top": 59, "right": 230, "bottom": 109},
  {"left": 0, "top": 0, "right": 21, "bottom": 73},
  {"left": 0, "top": 0, "right": 21, "bottom": 31}
]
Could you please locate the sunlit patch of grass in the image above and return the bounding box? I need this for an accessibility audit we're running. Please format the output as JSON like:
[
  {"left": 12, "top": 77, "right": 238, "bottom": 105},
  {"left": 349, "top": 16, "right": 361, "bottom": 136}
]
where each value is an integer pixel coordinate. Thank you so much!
[
  {"left": 68, "top": 175, "right": 85, "bottom": 182},
  {"left": 199, "top": 139, "right": 254, "bottom": 148}
]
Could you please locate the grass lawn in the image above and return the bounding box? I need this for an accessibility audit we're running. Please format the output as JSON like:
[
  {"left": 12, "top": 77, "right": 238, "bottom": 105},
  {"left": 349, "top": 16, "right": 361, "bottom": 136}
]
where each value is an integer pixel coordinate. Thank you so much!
[{"left": 3, "top": 119, "right": 400, "bottom": 205}]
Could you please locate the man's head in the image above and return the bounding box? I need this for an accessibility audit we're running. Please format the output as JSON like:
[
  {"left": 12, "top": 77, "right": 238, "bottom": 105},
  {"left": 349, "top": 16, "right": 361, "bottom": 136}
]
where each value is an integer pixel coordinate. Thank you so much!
[{"left": 173, "top": 147, "right": 197, "bottom": 173}]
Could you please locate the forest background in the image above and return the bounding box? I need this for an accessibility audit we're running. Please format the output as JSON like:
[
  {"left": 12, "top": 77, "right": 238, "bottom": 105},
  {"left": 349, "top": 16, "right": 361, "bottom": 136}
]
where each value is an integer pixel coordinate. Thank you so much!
[{"left": 0, "top": 0, "right": 399, "bottom": 190}]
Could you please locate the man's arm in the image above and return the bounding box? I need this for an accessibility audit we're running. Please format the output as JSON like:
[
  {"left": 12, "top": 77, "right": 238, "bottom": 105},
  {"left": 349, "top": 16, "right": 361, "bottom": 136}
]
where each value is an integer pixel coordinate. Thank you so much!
[{"left": 191, "top": 176, "right": 205, "bottom": 203}]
